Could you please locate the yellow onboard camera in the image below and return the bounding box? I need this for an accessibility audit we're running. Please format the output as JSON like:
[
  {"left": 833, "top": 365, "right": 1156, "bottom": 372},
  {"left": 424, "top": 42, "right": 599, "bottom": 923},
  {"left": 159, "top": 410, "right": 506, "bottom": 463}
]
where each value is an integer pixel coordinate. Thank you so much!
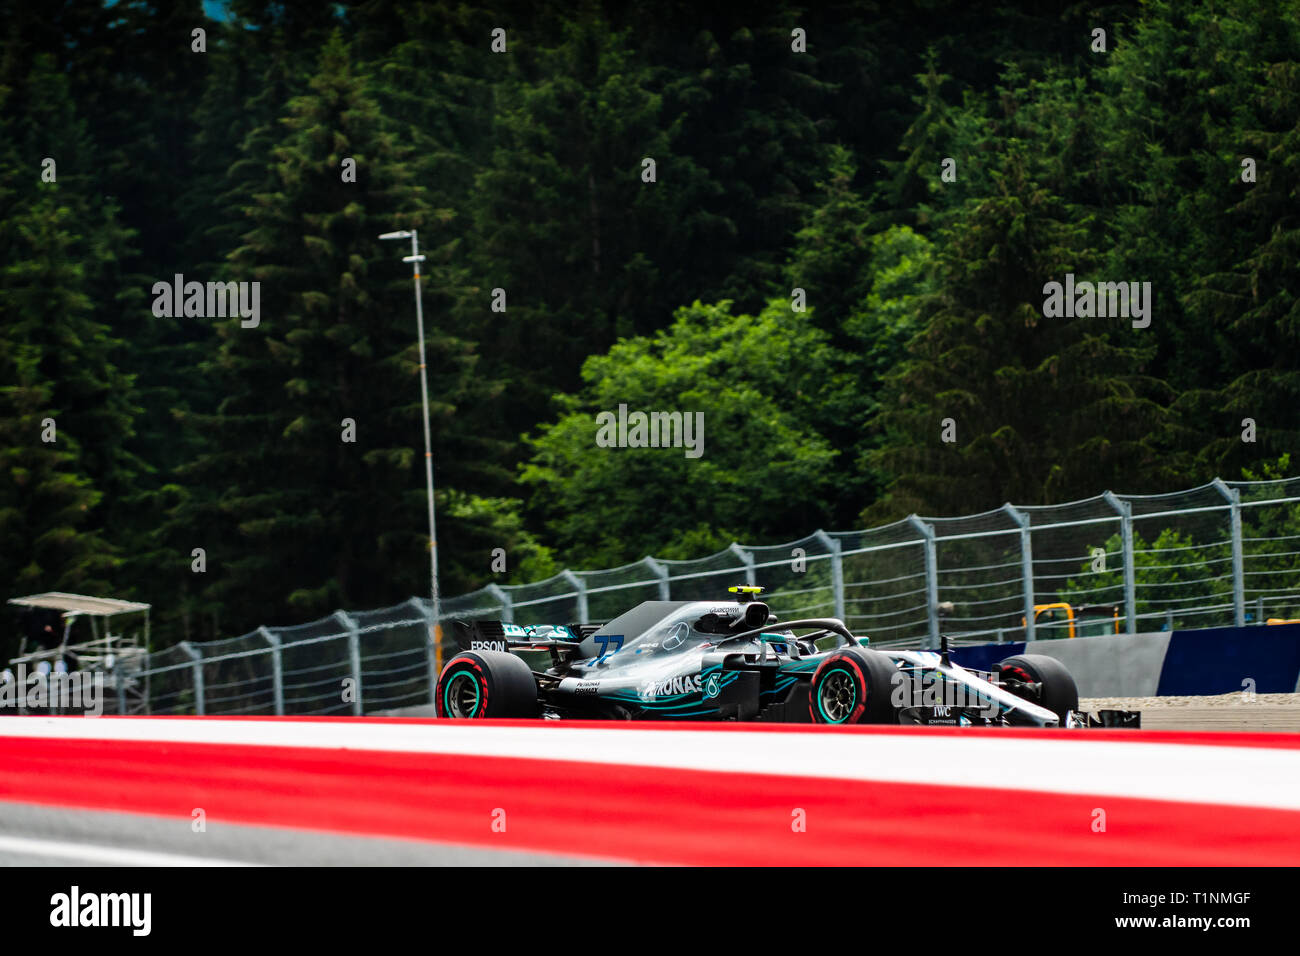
[{"left": 728, "top": 585, "right": 765, "bottom": 603}]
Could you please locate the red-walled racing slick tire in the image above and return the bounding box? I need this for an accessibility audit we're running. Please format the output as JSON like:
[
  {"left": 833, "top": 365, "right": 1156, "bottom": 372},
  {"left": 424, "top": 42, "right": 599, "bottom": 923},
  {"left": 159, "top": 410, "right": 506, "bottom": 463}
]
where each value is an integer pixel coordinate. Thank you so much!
[
  {"left": 436, "top": 649, "right": 540, "bottom": 718},
  {"left": 809, "top": 646, "right": 897, "bottom": 724},
  {"left": 996, "top": 653, "right": 1079, "bottom": 725}
]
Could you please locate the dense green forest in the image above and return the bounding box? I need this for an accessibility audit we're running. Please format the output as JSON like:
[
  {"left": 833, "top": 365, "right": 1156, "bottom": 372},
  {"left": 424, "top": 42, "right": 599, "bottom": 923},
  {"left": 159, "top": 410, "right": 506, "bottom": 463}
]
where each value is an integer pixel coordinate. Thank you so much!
[{"left": 1, "top": 0, "right": 1297, "bottom": 645}]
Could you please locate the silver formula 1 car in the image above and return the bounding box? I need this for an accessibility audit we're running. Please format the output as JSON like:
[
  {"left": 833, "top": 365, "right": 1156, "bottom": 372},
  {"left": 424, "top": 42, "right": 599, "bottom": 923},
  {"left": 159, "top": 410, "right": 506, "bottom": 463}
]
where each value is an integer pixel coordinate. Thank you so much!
[{"left": 435, "top": 587, "right": 1138, "bottom": 727}]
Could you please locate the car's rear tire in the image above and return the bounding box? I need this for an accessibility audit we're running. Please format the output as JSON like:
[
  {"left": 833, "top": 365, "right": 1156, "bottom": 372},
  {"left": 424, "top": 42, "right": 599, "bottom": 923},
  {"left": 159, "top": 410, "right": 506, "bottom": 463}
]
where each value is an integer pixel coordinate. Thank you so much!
[
  {"left": 809, "top": 647, "right": 897, "bottom": 724},
  {"left": 436, "top": 650, "right": 539, "bottom": 718},
  {"left": 997, "top": 653, "right": 1078, "bottom": 724}
]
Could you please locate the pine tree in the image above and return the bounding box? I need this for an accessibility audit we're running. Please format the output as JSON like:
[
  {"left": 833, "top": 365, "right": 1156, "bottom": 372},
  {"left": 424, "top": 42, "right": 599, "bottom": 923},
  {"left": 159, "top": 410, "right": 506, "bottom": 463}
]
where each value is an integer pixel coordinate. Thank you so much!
[
  {"left": 459, "top": 12, "right": 720, "bottom": 434},
  {"left": 0, "top": 59, "right": 139, "bottom": 600},
  {"left": 173, "top": 32, "right": 482, "bottom": 630},
  {"left": 784, "top": 146, "right": 936, "bottom": 521},
  {"left": 866, "top": 144, "right": 1174, "bottom": 518},
  {"left": 877, "top": 54, "right": 960, "bottom": 228},
  {"left": 786, "top": 145, "right": 876, "bottom": 330},
  {"left": 1191, "top": 56, "right": 1300, "bottom": 475},
  {"left": 0, "top": 193, "right": 118, "bottom": 599}
]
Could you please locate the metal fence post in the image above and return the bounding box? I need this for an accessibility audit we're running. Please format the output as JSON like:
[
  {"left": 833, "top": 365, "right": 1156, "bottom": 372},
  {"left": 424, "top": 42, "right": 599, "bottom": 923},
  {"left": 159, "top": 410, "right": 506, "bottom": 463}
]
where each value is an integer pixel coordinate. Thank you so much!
[
  {"left": 178, "top": 641, "right": 204, "bottom": 716},
  {"left": 335, "top": 611, "right": 362, "bottom": 716},
  {"left": 561, "top": 570, "right": 589, "bottom": 625},
  {"left": 485, "top": 583, "right": 513, "bottom": 622},
  {"left": 730, "top": 543, "right": 756, "bottom": 587},
  {"left": 410, "top": 597, "right": 438, "bottom": 706},
  {"left": 258, "top": 626, "right": 284, "bottom": 716},
  {"left": 1103, "top": 492, "right": 1137, "bottom": 634},
  {"left": 1212, "top": 478, "right": 1246, "bottom": 628},
  {"left": 116, "top": 665, "right": 127, "bottom": 715},
  {"left": 1003, "top": 504, "right": 1035, "bottom": 642},
  {"left": 907, "top": 516, "right": 940, "bottom": 650},
  {"left": 644, "top": 557, "right": 670, "bottom": 600},
  {"left": 813, "top": 530, "right": 845, "bottom": 621}
]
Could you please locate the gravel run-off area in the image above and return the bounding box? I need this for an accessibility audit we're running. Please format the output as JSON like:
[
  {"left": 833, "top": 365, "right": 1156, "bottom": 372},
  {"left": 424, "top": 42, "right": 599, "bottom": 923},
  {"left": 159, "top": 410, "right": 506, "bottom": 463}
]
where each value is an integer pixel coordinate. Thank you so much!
[{"left": 1079, "top": 693, "right": 1300, "bottom": 732}]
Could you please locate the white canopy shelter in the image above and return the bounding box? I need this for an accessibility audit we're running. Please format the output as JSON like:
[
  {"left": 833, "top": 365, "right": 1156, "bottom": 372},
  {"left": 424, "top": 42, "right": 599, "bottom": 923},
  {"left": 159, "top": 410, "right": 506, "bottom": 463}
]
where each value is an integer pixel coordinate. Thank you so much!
[
  {"left": 9, "top": 592, "right": 151, "bottom": 618},
  {"left": 7, "top": 592, "right": 151, "bottom": 696}
]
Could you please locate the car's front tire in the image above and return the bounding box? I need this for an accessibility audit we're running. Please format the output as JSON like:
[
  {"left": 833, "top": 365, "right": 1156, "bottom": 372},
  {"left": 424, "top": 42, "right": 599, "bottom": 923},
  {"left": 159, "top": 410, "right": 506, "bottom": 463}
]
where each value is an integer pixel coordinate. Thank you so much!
[
  {"left": 436, "top": 650, "right": 539, "bottom": 718},
  {"left": 997, "top": 653, "right": 1079, "bottom": 724},
  {"left": 809, "top": 647, "right": 897, "bottom": 724}
]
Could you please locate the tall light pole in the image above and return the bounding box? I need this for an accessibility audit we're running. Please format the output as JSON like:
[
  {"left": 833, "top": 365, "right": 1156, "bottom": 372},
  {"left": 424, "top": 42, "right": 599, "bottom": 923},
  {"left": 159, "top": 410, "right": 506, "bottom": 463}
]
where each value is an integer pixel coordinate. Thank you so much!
[{"left": 379, "top": 229, "right": 442, "bottom": 672}]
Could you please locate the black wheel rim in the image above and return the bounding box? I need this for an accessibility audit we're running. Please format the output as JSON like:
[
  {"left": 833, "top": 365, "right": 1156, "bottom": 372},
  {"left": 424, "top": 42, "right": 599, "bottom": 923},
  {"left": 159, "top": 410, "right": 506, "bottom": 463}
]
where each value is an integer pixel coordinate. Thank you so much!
[
  {"left": 445, "top": 672, "right": 481, "bottom": 717},
  {"left": 818, "top": 668, "right": 858, "bottom": 722}
]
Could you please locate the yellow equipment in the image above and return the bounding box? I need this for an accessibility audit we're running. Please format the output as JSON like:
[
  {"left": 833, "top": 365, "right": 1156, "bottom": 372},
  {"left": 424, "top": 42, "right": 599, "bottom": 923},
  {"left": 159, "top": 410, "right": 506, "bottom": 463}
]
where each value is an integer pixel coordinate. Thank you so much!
[{"left": 1021, "top": 602, "right": 1121, "bottom": 639}]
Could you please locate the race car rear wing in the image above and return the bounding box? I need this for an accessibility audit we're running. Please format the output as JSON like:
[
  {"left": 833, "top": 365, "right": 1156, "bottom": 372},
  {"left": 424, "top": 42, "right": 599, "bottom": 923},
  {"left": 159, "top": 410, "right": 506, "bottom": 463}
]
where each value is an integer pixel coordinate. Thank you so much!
[{"left": 452, "top": 620, "right": 589, "bottom": 661}]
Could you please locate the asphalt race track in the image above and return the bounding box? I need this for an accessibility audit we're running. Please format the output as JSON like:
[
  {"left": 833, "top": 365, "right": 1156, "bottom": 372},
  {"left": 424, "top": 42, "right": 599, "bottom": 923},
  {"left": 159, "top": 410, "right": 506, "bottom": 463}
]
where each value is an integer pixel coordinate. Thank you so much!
[
  {"left": 0, "top": 801, "right": 607, "bottom": 866},
  {"left": 0, "top": 714, "right": 1298, "bottom": 866}
]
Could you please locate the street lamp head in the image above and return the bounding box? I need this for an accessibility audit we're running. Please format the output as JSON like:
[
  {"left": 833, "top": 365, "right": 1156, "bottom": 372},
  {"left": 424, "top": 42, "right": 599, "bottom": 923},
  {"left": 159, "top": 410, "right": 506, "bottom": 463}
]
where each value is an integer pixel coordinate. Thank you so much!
[{"left": 378, "top": 230, "right": 413, "bottom": 240}]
